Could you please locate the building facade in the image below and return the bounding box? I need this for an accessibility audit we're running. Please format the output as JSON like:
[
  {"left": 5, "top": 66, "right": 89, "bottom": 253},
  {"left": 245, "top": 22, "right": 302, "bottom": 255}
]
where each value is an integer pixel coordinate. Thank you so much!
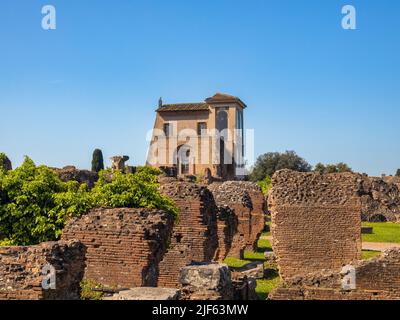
[{"left": 146, "top": 93, "right": 246, "bottom": 180}]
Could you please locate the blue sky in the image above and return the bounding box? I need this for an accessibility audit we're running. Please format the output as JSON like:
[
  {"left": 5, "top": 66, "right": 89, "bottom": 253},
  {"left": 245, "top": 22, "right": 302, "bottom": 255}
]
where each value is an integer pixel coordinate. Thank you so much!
[{"left": 0, "top": 0, "right": 399, "bottom": 176}]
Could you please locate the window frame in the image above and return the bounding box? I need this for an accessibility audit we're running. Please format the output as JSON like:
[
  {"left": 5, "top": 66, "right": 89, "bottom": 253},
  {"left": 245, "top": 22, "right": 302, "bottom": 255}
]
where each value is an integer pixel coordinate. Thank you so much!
[{"left": 197, "top": 122, "right": 207, "bottom": 136}]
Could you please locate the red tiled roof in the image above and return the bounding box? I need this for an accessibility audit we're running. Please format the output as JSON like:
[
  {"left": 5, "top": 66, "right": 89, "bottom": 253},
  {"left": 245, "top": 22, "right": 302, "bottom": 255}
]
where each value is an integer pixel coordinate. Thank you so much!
[
  {"left": 205, "top": 93, "right": 247, "bottom": 108},
  {"left": 156, "top": 93, "right": 247, "bottom": 112},
  {"left": 156, "top": 103, "right": 210, "bottom": 112}
]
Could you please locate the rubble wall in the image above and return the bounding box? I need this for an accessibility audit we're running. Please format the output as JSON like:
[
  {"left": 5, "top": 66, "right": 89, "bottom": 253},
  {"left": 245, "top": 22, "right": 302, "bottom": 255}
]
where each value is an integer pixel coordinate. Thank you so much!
[
  {"left": 0, "top": 240, "right": 85, "bottom": 300},
  {"left": 270, "top": 249, "right": 400, "bottom": 300},
  {"left": 62, "top": 207, "right": 173, "bottom": 288},
  {"left": 269, "top": 170, "right": 362, "bottom": 280},
  {"left": 157, "top": 181, "right": 218, "bottom": 288},
  {"left": 209, "top": 181, "right": 265, "bottom": 260}
]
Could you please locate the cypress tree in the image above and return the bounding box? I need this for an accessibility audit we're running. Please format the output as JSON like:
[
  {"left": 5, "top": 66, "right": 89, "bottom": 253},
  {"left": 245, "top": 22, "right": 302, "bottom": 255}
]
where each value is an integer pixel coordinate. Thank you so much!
[{"left": 91, "top": 149, "right": 104, "bottom": 172}]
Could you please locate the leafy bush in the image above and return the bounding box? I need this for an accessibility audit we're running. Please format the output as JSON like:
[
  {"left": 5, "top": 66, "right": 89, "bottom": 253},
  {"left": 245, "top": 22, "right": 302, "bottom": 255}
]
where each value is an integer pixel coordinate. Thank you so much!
[
  {"left": 0, "top": 157, "right": 73, "bottom": 245},
  {"left": 256, "top": 176, "right": 272, "bottom": 195},
  {"left": 80, "top": 279, "right": 105, "bottom": 300},
  {"left": 91, "top": 167, "right": 179, "bottom": 220},
  {"left": 0, "top": 159, "right": 178, "bottom": 246}
]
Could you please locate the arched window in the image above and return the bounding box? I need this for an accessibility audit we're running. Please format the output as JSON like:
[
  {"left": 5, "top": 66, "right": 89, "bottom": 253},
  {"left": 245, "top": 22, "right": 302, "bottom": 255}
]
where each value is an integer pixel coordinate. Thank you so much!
[{"left": 216, "top": 110, "right": 228, "bottom": 132}]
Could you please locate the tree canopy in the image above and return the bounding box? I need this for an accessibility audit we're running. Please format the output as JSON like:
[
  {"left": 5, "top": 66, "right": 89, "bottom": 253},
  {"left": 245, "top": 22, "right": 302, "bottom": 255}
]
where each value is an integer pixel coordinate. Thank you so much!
[
  {"left": 249, "top": 151, "right": 311, "bottom": 182},
  {"left": 91, "top": 149, "right": 104, "bottom": 172},
  {"left": 314, "top": 162, "right": 353, "bottom": 174}
]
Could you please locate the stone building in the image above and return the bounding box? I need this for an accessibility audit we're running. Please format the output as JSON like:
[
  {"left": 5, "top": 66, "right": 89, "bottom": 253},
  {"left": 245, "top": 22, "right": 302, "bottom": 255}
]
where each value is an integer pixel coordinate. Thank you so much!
[{"left": 146, "top": 93, "right": 246, "bottom": 181}]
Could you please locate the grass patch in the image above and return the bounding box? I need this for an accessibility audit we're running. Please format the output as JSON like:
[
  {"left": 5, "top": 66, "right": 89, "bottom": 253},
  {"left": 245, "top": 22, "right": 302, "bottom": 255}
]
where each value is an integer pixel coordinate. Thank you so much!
[
  {"left": 243, "top": 251, "right": 265, "bottom": 260},
  {"left": 243, "top": 238, "right": 272, "bottom": 261},
  {"left": 258, "top": 238, "right": 272, "bottom": 251},
  {"left": 362, "top": 222, "right": 400, "bottom": 243},
  {"left": 261, "top": 221, "right": 271, "bottom": 237},
  {"left": 362, "top": 250, "right": 381, "bottom": 260},
  {"left": 225, "top": 235, "right": 279, "bottom": 300},
  {"left": 223, "top": 256, "right": 251, "bottom": 268},
  {"left": 256, "top": 273, "right": 280, "bottom": 300}
]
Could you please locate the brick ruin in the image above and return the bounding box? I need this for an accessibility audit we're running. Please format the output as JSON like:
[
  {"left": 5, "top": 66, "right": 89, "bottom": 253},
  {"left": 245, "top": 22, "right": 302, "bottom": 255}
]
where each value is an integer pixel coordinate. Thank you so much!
[
  {"left": 60, "top": 179, "right": 265, "bottom": 290},
  {"left": 54, "top": 166, "right": 99, "bottom": 189},
  {"left": 0, "top": 178, "right": 265, "bottom": 299},
  {"left": 0, "top": 240, "right": 85, "bottom": 300},
  {"left": 208, "top": 181, "right": 265, "bottom": 260},
  {"left": 269, "top": 170, "right": 362, "bottom": 280},
  {"left": 270, "top": 249, "right": 400, "bottom": 300},
  {"left": 268, "top": 169, "right": 400, "bottom": 300},
  {"left": 359, "top": 175, "right": 400, "bottom": 222},
  {"left": 62, "top": 208, "right": 173, "bottom": 288},
  {"left": 157, "top": 180, "right": 218, "bottom": 287}
]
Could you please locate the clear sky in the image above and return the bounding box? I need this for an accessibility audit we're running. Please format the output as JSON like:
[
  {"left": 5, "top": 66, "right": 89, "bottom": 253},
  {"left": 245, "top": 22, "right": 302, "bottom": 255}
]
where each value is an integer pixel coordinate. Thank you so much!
[{"left": 0, "top": 0, "right": 399, "bottom": 176}]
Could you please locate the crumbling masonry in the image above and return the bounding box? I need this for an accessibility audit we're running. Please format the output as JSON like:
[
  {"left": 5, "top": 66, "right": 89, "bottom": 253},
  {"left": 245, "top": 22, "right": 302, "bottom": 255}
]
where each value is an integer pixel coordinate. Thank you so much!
[
  {"left": 269, "top": 170, "right": 400, "bottom": 300},
  {"left": 1, "top": 179, "right": 265, "bottom": 298},
  {"left": 269, "top": 170, "right": 362, "bottom": 280},
  {"left": 208, "top": 181, "right": 265, "bottom": 260},
  {"left": 62, "top": 208, "right": 173, "bottom": 288},
  {"left": 270, "top": 249, "right": 400, "bottom": 300},
  {"left": 157, "top": 180, "right": 218, "bottom": 287},
  {"left": 0, "top": 240, "right": 85, "bottom": 300}
]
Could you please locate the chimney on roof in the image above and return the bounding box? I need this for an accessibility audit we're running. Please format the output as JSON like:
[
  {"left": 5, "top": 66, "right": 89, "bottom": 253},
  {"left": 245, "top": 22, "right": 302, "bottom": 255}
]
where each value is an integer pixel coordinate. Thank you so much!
[{"left": 158, "top": 97, "right": 163, "bottom": 108}]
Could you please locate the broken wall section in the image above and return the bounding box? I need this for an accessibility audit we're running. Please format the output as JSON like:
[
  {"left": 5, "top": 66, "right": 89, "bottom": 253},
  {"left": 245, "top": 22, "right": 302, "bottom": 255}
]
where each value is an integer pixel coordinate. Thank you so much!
[
  {"left": 360, "top": 176, "right": 400, "bottom": 222},
  {"left": 0, "top": 240, "right": 85, "bottom": 300},
  {"left": 157, "top": 181, "right": 218, "bottom": 288},
  {"left": 270, "top": 249, "right": 400, "bottom": 300},
  {"left": 62, "top": 207, "right": 173, "bottom": 288},
  {"left": 269, "top": 170, "right": 362, "bottom": 280},
  {"left": 209, "top": 181, "right": 265, "bottom": 260}
]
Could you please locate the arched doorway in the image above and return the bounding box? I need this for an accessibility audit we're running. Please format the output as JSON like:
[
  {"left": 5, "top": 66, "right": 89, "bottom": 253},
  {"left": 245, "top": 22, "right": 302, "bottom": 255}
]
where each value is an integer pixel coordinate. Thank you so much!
[{"left": 176, "top": 144, "right": 192, "bottom": 176}]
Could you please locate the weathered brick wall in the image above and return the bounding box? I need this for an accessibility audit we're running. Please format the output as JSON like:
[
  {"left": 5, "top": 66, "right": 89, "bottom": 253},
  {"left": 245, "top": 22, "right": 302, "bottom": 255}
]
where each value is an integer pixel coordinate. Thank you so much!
[
  {"left": 62, "top": 207, "right": 173, "bottom": 288},
  {"left": 359, "top": 176, "right": 400, "bottom": 222},
  {"left": 54, "top": 166, "right": 99, "bottom": 189},
  {"left": 157, "top": 181, "right": 218, "bottom": 288},
  {"left": 269, "top": 170, "right": 362, "bottom": 280},
  {"left": 239, "top": 182, "right": 266, "bottom": 252},
  {"left": 270, "top": 249, "right": 400, "bottom": 300},
  {"left": 0, "top": 240, "right": 85, "bottom": 300},
  {"left": 213, "top": 206, "right": 238, "bottom": 261},
  {"left": 209, "top": 181, "right": 265, "bottom": 259}
]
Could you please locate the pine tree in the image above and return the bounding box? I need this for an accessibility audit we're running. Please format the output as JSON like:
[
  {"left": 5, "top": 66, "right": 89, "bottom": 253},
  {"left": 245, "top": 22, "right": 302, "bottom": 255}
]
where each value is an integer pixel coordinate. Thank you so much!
[{"left": 91, "top": 149, "right": 104, "bottom": 172}]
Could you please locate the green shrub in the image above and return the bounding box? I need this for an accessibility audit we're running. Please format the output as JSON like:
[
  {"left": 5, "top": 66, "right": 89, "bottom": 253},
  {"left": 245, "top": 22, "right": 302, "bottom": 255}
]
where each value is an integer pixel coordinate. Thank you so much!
[
  {"left": 80, "top": 279, "right": 105, "bottom": 300},
  {"left": 91, "top": 167, "right": 179, "bottom": 220},
  {"left": 256, "top": 176, "right": 272, "bottom": 195},
  {"left": 0, "top": 157, "right": 74, "bottom": 245},
  {"left": 0, "top": 160, "right": 178, "bottom": 246}
]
